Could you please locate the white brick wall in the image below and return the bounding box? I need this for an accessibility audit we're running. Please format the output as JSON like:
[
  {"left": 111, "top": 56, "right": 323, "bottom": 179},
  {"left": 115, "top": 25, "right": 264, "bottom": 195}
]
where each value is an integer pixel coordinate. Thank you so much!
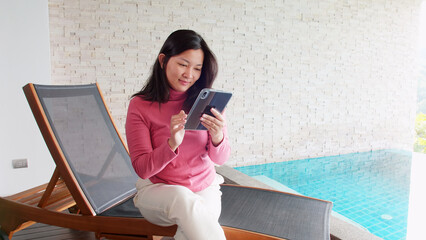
[{"left": 48, "top": 0, "right": 422, "bottom": 167}]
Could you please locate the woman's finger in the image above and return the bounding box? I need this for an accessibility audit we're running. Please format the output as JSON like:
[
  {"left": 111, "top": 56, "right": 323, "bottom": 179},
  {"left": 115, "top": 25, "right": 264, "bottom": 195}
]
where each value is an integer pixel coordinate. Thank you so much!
[
  {"left": 209, "top": 108, "right": 224, "bottom": 121},
  {"left": 171, "top": 111, "right": 187, "bottom": 124},
  {"left": 201, "top": 114, "right": 223, "bottom": 128}
]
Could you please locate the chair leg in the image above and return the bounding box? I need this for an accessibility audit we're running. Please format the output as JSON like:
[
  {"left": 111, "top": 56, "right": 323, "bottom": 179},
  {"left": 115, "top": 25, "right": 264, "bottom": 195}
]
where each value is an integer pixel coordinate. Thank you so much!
[
  {"left": 0, "top": 229, "right": 10, "bottom": 240},
  {"left": 0, "top": 210, "right": 30, "bottom": 240}
]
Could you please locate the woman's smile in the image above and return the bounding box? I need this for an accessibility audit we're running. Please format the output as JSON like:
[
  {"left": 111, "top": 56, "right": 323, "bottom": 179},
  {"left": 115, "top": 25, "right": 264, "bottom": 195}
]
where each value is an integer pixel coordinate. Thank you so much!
[{"left": 179, "top": 79, "right": 191, "bottom": 86}]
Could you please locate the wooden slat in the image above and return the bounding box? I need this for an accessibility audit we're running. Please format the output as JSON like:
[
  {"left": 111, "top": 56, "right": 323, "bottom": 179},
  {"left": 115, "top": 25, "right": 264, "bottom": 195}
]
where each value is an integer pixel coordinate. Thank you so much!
[
  {"left": 5, "top": 179, "right": 74, "bottom": 212},
  {"left": 5, "top": 184, "right": 49, "bottom": 201},
  {"left": 45, "top": 195, "right": 75, "bottom": 212}
]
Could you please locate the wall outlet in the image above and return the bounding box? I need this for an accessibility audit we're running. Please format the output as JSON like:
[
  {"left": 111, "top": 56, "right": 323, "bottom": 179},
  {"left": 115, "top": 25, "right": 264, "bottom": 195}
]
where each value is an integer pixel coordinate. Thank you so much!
[{"left": 12, "top": 158, "right": 28, "bottom": 169}]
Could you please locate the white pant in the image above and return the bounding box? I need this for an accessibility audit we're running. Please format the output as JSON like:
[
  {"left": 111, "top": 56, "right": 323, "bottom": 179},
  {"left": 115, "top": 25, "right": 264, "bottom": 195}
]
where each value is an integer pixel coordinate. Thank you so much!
[{"left": 133, "top": 174, "right": 226, "bottom": 240}]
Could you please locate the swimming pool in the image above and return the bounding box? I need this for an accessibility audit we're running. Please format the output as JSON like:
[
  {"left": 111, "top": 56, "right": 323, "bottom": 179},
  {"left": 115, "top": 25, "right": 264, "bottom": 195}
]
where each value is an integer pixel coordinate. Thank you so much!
[{"left": 235, "top": 149, "right": 412, "bottom": 240}]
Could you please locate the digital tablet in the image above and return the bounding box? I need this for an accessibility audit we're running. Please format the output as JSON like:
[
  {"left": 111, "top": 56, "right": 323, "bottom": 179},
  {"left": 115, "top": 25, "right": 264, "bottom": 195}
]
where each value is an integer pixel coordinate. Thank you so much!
[{"left": 185, "top": 88, "right": 232, "bottom": 130}]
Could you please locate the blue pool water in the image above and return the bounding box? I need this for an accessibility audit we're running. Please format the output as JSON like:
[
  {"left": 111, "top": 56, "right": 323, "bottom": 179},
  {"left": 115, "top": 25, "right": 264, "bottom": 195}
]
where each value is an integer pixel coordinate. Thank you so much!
[{"left": 235, "top": 149, "right": 412, "bottom": 240}]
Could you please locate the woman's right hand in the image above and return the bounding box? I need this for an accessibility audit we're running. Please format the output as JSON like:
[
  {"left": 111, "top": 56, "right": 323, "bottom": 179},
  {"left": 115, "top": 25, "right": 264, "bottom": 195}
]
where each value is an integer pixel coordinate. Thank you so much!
[{"left": 168, "top": 110, "right": 187, "bottom": 152}]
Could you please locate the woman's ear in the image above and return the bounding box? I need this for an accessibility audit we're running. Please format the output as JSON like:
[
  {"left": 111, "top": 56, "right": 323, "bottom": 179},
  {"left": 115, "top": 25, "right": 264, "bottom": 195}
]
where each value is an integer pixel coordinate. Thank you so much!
[{"left": 158, "top": 53, "right": 165, "bottom": 69}]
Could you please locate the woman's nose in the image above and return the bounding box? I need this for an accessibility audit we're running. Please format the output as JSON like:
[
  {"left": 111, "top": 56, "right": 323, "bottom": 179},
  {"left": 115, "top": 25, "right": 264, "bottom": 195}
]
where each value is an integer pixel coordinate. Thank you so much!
[{"left": 183, "top": 68, "right": 193, "bottom": 79}]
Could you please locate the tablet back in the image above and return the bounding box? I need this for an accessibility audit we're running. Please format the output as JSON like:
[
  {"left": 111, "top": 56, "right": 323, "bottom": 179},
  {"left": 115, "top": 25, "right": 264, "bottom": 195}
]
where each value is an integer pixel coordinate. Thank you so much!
[{"left": 185, "top": 88, "right": 232, "bottom": 130}]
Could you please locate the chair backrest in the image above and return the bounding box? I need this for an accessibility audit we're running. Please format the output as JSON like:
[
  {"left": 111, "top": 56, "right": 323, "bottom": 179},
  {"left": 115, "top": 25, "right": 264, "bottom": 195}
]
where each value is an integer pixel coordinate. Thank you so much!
[{"left": 23, "top": 83, "right": 138, "bottom": 215}]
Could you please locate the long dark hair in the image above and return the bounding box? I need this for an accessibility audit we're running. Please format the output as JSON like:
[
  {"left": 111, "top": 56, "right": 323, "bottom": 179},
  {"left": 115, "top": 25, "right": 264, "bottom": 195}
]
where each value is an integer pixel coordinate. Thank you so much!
[{"left": 133, "top": 29, "right": 218, "bottom": 112}]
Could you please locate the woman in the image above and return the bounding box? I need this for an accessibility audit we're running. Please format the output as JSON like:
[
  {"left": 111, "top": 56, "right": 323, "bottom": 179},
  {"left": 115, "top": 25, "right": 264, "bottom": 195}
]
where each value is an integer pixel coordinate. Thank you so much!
[{"left": 125, "top": 29, "right": 230, "bottom": 240}]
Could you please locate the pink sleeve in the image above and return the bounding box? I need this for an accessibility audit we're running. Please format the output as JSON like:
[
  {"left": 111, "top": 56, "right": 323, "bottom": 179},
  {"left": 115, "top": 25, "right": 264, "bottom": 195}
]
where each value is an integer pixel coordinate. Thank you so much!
[
  {"left": 207, "top": 113, "right": 231, "bottom": 165},
  {"left": 125, "top": 99, "right": 177, "bottom": 179}
]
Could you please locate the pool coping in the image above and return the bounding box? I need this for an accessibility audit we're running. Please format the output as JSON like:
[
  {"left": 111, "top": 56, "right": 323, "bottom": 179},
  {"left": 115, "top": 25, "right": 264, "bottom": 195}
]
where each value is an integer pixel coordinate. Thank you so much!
[{"left": 216, "top": 165, "right": 383, "bottom": 240}]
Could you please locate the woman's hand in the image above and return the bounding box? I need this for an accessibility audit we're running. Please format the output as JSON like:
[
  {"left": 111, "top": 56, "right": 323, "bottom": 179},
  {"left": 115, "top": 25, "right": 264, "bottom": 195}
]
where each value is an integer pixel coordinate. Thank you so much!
[
  {"left": 168, "top": 110, "right": 187, "bottom": 152},
  {"left": 200, "top": 108, "right": 225, "bottom": 146}
]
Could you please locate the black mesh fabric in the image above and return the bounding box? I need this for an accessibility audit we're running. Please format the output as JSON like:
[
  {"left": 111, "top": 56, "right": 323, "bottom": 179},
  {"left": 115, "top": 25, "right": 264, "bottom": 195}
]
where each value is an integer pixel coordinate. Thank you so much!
[
  {"left": 220, "top": 185, "right": 332, "bottom": 240},
  {"left": 34, "top": 84, "right": 138, "bottom": 214},
  {"left": 99, "top": 197, "right": 142, "bottom": 218}
]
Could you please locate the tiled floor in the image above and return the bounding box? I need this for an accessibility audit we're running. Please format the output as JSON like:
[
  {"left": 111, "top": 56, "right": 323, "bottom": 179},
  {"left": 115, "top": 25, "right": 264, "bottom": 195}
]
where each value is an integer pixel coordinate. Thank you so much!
[
  {"left": 6, "top": 223, "right": 171, "bottom": 240},
  {"left": 9, "top": 223, "right": 97, "bottom": 240}
]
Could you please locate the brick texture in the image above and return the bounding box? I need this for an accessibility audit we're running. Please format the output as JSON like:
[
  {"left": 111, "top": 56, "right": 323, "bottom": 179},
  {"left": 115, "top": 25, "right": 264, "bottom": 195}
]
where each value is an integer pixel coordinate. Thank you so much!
[{"left": 48, "top": 0, "right": 422, "bottom": 167}]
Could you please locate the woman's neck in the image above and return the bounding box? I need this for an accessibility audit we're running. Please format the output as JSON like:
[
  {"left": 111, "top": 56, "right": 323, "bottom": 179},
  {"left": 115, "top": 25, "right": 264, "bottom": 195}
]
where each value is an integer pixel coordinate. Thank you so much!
[{"left": 169, "top": 88, "right": 187, "bottom": 101}]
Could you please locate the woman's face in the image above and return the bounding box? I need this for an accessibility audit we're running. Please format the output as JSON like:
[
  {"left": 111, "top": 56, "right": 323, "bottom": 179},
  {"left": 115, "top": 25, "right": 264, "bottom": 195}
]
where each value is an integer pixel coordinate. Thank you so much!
[{"left": 159, "top": 49, "right": 204, "bottom": 92}]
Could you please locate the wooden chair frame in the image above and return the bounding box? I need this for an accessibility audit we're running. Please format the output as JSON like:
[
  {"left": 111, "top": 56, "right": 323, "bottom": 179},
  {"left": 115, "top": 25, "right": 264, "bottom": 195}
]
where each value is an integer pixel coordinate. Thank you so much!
[{"left": 0, "top": 83, "right": 331, "bottom": 240}]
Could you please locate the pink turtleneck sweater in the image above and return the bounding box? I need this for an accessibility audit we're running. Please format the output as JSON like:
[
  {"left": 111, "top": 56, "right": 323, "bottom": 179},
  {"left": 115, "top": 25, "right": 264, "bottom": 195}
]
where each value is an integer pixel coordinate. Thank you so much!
[{"left": 125, "top": 89, "right": 231, "bottom": 192}]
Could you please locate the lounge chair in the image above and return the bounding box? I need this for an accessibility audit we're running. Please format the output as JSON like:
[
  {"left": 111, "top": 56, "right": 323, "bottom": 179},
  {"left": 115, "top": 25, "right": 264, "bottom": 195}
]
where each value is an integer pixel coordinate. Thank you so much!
[{"left": 0, "top": 83, "right": 333, "bottom": 240}]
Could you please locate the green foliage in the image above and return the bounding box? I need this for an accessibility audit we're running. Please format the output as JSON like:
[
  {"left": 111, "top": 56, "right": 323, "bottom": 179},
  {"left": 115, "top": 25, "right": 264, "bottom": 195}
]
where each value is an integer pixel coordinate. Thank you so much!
[{"left": 414, "top": 113, "right": 426, "bottom": 153}]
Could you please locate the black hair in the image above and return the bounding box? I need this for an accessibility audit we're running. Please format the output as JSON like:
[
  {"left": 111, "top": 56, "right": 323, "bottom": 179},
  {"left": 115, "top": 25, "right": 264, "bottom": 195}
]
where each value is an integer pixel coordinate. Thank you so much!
[{"left": 132, "top": 29, "right": 218, "bottom": 112}]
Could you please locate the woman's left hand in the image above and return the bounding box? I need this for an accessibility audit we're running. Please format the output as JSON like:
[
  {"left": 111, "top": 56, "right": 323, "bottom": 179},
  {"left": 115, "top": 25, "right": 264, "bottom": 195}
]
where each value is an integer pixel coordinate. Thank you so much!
[{"left": 200, "top": 108, "right": 225, "bottom": 146}]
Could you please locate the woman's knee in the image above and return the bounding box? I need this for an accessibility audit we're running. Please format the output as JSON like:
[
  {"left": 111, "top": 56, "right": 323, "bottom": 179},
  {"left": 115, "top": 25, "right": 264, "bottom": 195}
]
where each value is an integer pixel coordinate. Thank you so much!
[
  {"left": 167, "top": 186, "right": 209, "bottom": 221},
  {"left": 169, "top": 186, "right": 200, "bottom": 210}
]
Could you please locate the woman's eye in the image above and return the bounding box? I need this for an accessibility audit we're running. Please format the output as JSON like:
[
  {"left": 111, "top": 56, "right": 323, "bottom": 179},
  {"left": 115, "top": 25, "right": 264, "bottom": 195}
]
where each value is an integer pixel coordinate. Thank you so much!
[
  {"left": 178, "top": 63, "right": 188, "bottom": 67},
  {"left": 195, "top": 68, "right": 202, "bottom": 72}
]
